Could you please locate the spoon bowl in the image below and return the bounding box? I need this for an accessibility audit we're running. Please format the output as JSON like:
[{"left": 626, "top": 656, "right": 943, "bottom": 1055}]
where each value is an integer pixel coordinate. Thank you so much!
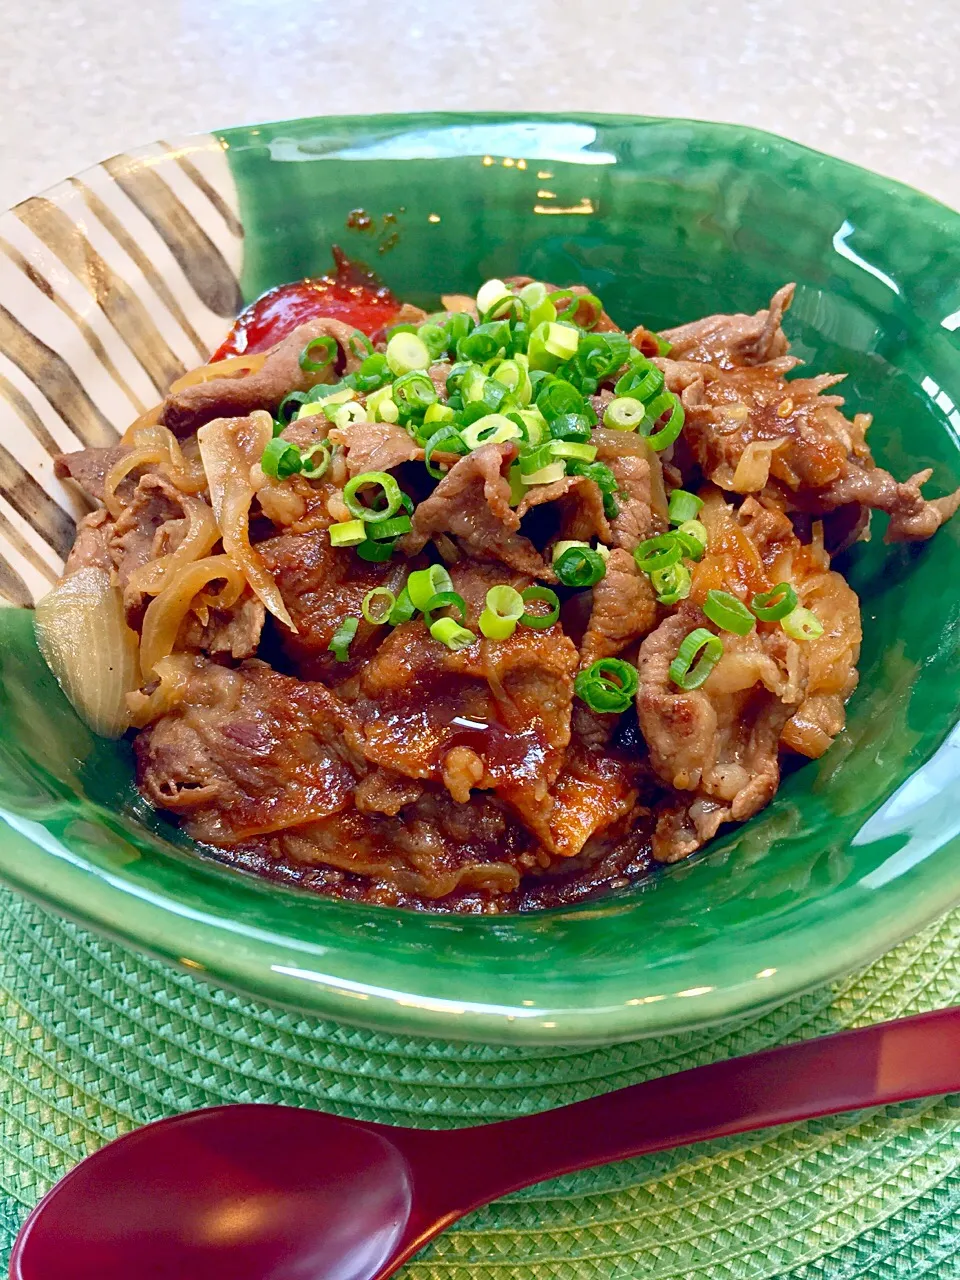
[{"left": 12, "top": 1006, "right": 960, "bottom": 1280}]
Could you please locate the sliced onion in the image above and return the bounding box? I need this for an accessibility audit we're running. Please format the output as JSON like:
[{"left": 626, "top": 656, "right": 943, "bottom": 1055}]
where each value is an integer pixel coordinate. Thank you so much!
[
  {"left": 34, "top": 567, "right": 141, "bottom": 739},
  {"left": 103, "top": 445, "right": 166, "bottom": 518},
  {"left": 127, "top": 654, "right": 199, "bottom": 728},
  {"left": 198, "top": 413, "right": 297, "bottom": 632},
  {"left": 139, "top": 554, "right": 246, "bottom": 676},
  {"left": 126, "top": 493, "right": 220, "bottom": 597},
  {"left": 167, "top": 352, "right": 267, "bottom": 394},
  {"left": 730, "top": 438, "right": 787, "bottom": 494},
  {"left": 121, "top": 403, "right": 163, "bottom": 444}
]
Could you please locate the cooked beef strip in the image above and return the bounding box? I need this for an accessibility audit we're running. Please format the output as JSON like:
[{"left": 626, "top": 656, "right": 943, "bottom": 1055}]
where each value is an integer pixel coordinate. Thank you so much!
[
  {"left": 259, "top": 527, "right": 412, "bottom": 681},
  {"left": 399, "top": 441, "right": 553, "bottom": 578},
  {"left": 54, "top": 445, "right": 131, "bottom": 506},
  {"left": 161, "top": 318, "right": 364, "bottom": 436},
  {"left": 637, "top": 604, "right": 806, "bottom": 862},
  {"left": 658, "top": 283, "right": 795, "bottom": 369},
  {"left": 62, "top": 509, "right": 113, "bottom": 577},
  {"left": 135, "top": 658, "right": 362, "bottom": 844},
  {"left": 580, "top": 548, "right": 658, "bottom": 668}
]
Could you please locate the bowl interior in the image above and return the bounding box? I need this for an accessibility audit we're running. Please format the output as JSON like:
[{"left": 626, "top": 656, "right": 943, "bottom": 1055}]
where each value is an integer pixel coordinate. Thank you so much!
[{"left": 0, "top": 112, "right": 959, "bottom": 1044}]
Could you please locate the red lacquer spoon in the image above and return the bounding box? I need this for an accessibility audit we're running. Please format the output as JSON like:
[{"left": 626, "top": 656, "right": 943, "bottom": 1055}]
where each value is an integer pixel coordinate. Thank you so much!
[{"left": 11, "top": 1006, "right": 960, "bottom": 1280}]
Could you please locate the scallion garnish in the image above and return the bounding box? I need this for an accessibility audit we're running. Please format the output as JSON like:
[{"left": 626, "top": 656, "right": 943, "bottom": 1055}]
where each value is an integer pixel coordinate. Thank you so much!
[
  {"left": 751, "top": 583, "right": 798, "bottom": 621},
  {"left": 299, "top": 335, "right": 338, "bottom": 373},
  {"left": 675, "top": 520, "right": 708, "bottom": 560},
  {"left": 387, "top": 586, "right": 416, "bottom": 625},
  {"left": 669, "top": 628, "right": 724, "bottom": 690},
  {"left": 328, "top": 519, "right": 366, "bottom": 547},
  {"left": 634, "top": 534, "right": 683, "bottom": 575},
  {"left": 424, "top": 425, "right": 468, "bottom": 479},
  {"left": 343, "top": 472, "right": 404, "bottom": 524},
  {"left": 667, "top": 489, "right": 704, "bottom": 525},
  {"left": 554, "top": 545, "right": 606, "bottom": 588},
  {"left": 429, "top": 617, "right": 477, "bottom": 650},
  {"left": 277, "top": 390, "right": 309, "bottom": 424},
  {"left": 368, "top": 514, "right": 412, "bottom": 541},
  {"left": 261, "top": 437, "right": 303, "bottom": 480},
  {"left": 421, "top": 590, "right": 468, "bottom": 626},
  {"left": 328, "top": 616, "right": 359, "bottom": 662},
  {"left": 476, "top": 278, "right": 512, "bottom": 317},
  {"left": 550, "top": 440, "right": 597, "bottom": 463},
  {"left": 459, "top": 415, "right": 523, "bottom": 449},
  {"left": 650, "top": 561, "right": 691, "bottom": 605},
  {"left": 519, "top": 586, "right": 561, "bottom": 629},
  {"left": 407, "top": 565, "right": 454, "bottom": 611},
  {"left": 386, "top": 331, "right": 431, "bottom": 376},
  {"left": 361, "top": 587, "right": 396, "bottom": 625},
  {"left": 299, "top": 442, "right": 331, "bottom": 479},
  {"left": 574, "top": 658, "right": 639, "bottom": 714},
  {"left": 392, "top": 370, "right": 437, "bottom": 416},
  {"left": 703, "top": 589, "right": 755, "bottom": 636},
  {"left": 603, "top": 397, "right": 646, "bottom": 431},
  {"left": 781, "top": 606, "right": 824, "bottom": 641},
  {"left": 478, "top": 585, "right": 525, "bottom": 640},
  {"left": 356, "top": 539, "right": 395, "bottom": 562}
]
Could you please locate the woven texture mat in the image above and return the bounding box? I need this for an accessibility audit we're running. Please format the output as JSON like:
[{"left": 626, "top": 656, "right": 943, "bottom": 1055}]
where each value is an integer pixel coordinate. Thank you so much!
[{"left": 0, "top": 885, "right": 957, "bottom": 1278}]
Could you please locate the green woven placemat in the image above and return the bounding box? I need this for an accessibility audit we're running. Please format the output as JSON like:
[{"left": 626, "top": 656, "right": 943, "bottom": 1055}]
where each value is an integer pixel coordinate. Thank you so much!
[{"left": 0, "top": 884, "right": 957, "bottom": 1278}]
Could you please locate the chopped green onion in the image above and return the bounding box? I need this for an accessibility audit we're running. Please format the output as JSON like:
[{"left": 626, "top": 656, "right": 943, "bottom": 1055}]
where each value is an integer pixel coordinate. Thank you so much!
[
  {"left": 507, "top": 461, "right": 525, "bottom": 506},
  {"left": 615, "top": 359, "right": 664, "bottom": 402},
  {"left": 634, "top": 534, "right": 682, "bottom": 575},
  {"left": 781, "top": 606, "right": 824, "bottom": 641},
  {"left": 423, "top": 402, "right": 455, "bottom": 425},
  {"left": 668, "top": 489, "right": 704, "bottom": 525},
  {"left": 421, "top": 590, "right": 468, "bottom": 626},
  {"left": 369, "top": 514, "right": 412, "bottom": 541},
  {"left": 299, "top": 442, "right": 331, "bottom": 479},
  {"left": 424, "top": 425, "right": 468, "bottom": 478},
  {"left": 675, "top": 520, "right": 708, "bottom": 560},
  {"left": 519, "top": 586, "right": 561, "bottom": 629},
  {"left": 548, "top": 412, "right": 593, "bottom": 443},
  {"left": 388, "top": 586, "right": 417, "bottom": 625},
  {"left": 277, "top": 390, "right": 309, "bottom": 424},
  {"left": 417, "top": 323, "right": 449, "bottom": 361},
  {"left": 574, "top": 658, "right": 639, "bottom": 714},
  {"left": 518, "top": 443, "right": 556, "bottom": 476},
  {"left": 550, "top": 440, "right": 597, "bottom": 463},
  {"left": 519, "top": 281, "right": 556, "bottom": 328},
  {"left": 646, "top": 397, "right": 685, "bottom": 451},
  {"left": 669, "top": 628, "right": 724, "bottom": 690},
  {"left": 386, "top": 331, "right": 431, "bottom": 376},
  {"left": 478, "top": 584, "right": 525, "bottom": 640},
  {"left": 348, "top": 329, "right": 375, "bottom": 360},
  {"left": 356, "top": 539, "right": 395, "bottom": 562},
  {"left": 521, "top": 461, "right": 567, "bottom": 486},
  {"left": 365, "top": 384, "right": 397, "bottom": 423},
  {"left": 329, "top": 401, "right": 368, "bottom": 430},
  {"left": 362, "top": 587, "right": 396, "bottom": 625},
  {"left": 476, "top": 278, "right": 511, "bottom": 316},
  {"left": 407, "top": 564, "right": 454, "bottom": 611},
  {"left": 329, "top": 519, "right": 366, "bottom": 547},
  {"left": 536, "top": 378, "right": 585, "bottom": 423},
  {"left": 343, "top": 471, "right": 403, "bottom": 524},
  {"left": 429, "top": 616, "right": 477, "bottom": 650},
  {"left": 328, "top": 615, "right": 358, "bottom": 662},
  {"left": 299, "top": 335, "right": 337, "bottom": 373},
  {"left": 458, "top": 321, "right": 511, "bottom": 363},
  {"left": 751, "top": 583, "right": 799, "bottom": 622},
  {"left": 392, "top": 370, "right": 437, "bottom": 415},
  {"left": 554, "top": 545, "right": 606, "bottom": 588},
  {"left": 493, "top": 358, "right": 532, "bottom": 405},
  {"left": 460, "top": 414, "right": 523, "bottom": 450},
  {"left": 650, "top": 561, "right": 691, "bottom": 605},
  {"left": 552, "top": 539, "right": 591, "bottom": 562},
  {"left": 261, "top": 437, "right": 303, "bottom": 479},
  {"left": 703, "top": 589, "right": 756, "bottom": 636},
  {"left": 351, "top": 352, "right": 390, "bottom": 393},
  {"left": 515, "top": 407, "right": 546, "bottom": 446},
  {"left": 528, "top": 321, "right": 579, "bottom": 370},
  {"left": 604, "top": 397, "right": 646, "bottom": 431},
  {"left": 566, "top": 459, "right": 619, "bottom": 519}
]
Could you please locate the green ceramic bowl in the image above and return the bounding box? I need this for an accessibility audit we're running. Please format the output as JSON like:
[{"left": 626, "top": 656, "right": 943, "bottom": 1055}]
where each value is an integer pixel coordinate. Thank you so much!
[{"left": 0, "top": 112, "right": 959, "bottom": 1045}]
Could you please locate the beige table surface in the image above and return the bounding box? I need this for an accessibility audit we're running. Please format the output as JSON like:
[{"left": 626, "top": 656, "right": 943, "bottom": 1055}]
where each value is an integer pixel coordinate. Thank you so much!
[{"left": 3, "top": 0, "right": 959, "bottom": 213}]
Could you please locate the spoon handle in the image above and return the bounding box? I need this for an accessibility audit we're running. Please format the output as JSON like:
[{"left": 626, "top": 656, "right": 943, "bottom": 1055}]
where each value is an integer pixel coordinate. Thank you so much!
[{"left": 450, "top": 1005, "right": 960, "bottom": 1208}]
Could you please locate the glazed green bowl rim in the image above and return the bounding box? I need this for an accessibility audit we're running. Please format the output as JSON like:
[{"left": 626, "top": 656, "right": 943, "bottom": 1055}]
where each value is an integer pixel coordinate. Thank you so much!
[{"left": 1, "top": 109, "right": 960, "bottom": 1045}]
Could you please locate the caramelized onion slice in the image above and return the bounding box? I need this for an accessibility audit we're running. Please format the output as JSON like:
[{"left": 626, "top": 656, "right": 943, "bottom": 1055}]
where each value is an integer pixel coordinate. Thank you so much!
[
  {"left": 198, "top": 414, "right": 296, "bottom": 632},
  {"left": 167, "top": 353, "right": 267, "bottom": 394},
  {"left": 139, "top": 554, "right": 246, "bottom": 676},
  {"left": 34, "top": 568, "right": 141, "bottom": 738}
]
